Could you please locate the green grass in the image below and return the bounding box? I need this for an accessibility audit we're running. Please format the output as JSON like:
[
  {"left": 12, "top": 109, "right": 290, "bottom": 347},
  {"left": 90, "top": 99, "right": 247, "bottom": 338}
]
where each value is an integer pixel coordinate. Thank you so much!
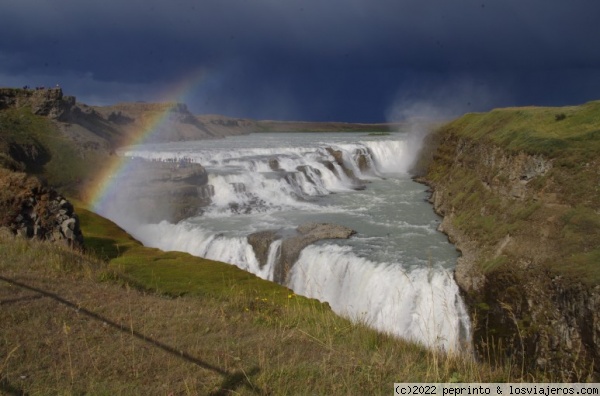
[
  {"left": 0, "top": 107, "right": 108, "bottom": 194},
  {"left": 75, "top": 205, "right": 296, "bottom": 302},
  {"left": 446, "top": 101, "right": 600, "bottom": 156},
  {"left": 426, "top": 101, "right": 600, "bottom": 284},
  {"left": 0, "top": 210, "right": 531, "bottom": 394},
  {"left": 445, "top": 101, "right": 600, "bottom": 207}
]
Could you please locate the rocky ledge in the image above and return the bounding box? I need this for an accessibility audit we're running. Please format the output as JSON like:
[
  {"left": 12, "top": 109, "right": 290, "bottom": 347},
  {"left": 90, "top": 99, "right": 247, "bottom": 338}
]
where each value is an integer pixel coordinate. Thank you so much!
[
  {"left": 248, "top": 222, "right": 356, "bottom": 284},
  {"left": 0, "top": 87, "right": 75, "bottom": 121},
  {"left": 102, "top": 158, "right": 213, "bottom": 223}
]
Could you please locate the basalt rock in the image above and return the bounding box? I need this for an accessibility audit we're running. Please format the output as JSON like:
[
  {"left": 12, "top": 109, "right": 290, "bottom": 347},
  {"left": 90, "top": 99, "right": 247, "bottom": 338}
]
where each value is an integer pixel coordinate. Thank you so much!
[
  {"left": 276, "top": 223, "right": 355, "bottom": 283},
  {"left": 0, "top": 87, "right": 75, "bottom": 121},
  {"left": 296, "top": 165, "right": 322, "bottom": 186},
  {"left": 324, "top": 147, "right": 366, "bottom": 190},
  {"left": 248, "top": 222, "right": 356, "bottom": 284},
  {"left": 268, "top": 158, "right": 281, "bottom": 171},
  {"left": 100, "top": 158, "right": 212, "bottom": 223},
  {"left": 353, "top": 148, "right": 373, "bottom": 174},
  {"left": 247, "top": 230, "right": 279, "bottom": 268},
  {"left": 0, "top": 168, "right": 83, "bottom": 249}
]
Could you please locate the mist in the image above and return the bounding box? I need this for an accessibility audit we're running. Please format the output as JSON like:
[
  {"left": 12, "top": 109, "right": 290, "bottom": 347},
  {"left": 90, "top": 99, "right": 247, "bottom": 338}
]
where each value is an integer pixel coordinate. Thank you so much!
[{"left": 385, "top": 78, "right": 508, "bottom": 174}]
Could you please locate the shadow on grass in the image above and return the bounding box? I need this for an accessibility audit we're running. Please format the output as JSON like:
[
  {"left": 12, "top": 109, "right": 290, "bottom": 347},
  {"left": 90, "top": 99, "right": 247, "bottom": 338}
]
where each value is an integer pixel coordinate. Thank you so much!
[
  {"left": 210, "top": 367, "right": 261, "bottom": 396},
  {"left": 0, "top": 275, "right": 266, "bottom": 395},
  {"left": 0, "top": 377, "right": 30, "bottom": 396},
  {"left": 84, "top": 236, "right": 130, "bottom": 260},
  {"left": 0, "top": 294, "right": 44, "bottom": 305}
]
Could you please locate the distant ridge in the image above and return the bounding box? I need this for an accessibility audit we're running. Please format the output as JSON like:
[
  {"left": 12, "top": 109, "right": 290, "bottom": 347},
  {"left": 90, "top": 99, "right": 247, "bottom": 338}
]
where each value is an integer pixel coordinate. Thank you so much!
[{"left": 1, "top": 87, "right": 400, "bottom": 153}]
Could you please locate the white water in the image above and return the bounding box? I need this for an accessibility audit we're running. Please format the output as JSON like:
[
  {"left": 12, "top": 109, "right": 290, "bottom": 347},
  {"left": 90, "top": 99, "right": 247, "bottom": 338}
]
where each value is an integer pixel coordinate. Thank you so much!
[{"left": 108, "top": 132, "right": 471, "bottom": 352}]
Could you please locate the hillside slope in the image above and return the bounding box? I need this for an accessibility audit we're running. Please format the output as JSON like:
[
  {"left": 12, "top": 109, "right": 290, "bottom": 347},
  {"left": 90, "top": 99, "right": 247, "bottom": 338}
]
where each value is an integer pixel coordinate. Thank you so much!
[
  {"left": 0, "top": 203, "right": 519, "bottom": 394},
  {"left": 418, "top": 101, "right": 600, "bottom": 379}
]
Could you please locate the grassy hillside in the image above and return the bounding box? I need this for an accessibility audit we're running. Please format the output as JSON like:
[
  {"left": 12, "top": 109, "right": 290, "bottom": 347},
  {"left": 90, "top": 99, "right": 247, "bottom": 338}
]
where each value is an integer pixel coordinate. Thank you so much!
[
  {"left": 420, "top": 101, "right": 600, "bottom": 378},
  {"left": 0, "top": 107, "right": 108, "bottom": 194},
  {"left": 444, "top": 101, "right": 600, "bottom": 206},
  {"left": 1, "top": 208, "right": 523, "bottom": 394},
  {"left": 446, "top": 102, "right": 600, "bottom": 156},
  {"left": 426, "top": 101, "right": 600, "bottom": 282}
]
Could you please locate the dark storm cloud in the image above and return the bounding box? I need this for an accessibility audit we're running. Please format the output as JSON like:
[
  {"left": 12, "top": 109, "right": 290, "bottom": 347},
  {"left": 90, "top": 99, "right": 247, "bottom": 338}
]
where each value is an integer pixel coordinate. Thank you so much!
[{"left": 1, "top": 0, "right": 599, "bottom": 121}]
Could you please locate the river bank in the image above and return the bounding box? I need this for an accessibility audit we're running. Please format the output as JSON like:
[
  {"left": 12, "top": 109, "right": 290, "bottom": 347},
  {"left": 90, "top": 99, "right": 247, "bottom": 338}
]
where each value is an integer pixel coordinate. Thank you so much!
[{"left": 415, "top": 102, "right": 600, "bottom": 379}]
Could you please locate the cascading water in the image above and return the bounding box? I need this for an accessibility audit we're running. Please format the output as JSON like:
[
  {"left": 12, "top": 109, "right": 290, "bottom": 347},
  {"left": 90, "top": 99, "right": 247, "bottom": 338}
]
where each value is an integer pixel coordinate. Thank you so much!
[{"left": 109, "top": 132, "right": 471, "bottom": 352}]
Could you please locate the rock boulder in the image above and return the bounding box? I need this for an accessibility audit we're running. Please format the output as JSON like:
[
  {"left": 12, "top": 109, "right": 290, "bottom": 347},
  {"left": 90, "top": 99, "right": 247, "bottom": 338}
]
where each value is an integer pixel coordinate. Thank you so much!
[{"left": 0, "top": 168, "right": 84, "bottom": 249}]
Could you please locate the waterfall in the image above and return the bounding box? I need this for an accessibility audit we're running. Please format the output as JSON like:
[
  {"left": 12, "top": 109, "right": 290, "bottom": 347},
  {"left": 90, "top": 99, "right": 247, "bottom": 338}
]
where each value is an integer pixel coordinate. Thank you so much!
[
  {"left": 112, "top": 132, "right": 471, "bottom": 351},
  {"left": 289, "top": 244, "right": 470, "bottom": 352}
]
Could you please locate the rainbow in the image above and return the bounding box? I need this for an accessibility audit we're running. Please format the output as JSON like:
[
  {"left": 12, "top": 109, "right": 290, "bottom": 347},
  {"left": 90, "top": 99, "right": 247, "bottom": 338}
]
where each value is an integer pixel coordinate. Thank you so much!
[{"left": 85, "top": 70, "right": 206, "bottom": 215}]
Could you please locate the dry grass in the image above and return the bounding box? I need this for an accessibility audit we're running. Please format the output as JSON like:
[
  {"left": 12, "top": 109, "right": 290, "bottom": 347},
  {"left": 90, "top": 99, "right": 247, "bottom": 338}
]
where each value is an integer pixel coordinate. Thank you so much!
[{"left": 0, "top": 230, "right": 521, "bottom": 395}]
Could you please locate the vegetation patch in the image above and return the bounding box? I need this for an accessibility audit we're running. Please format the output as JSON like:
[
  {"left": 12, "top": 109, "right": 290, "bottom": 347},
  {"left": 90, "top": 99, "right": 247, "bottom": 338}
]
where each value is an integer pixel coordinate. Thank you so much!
[
  {"left": 0, "top": 107, "right": 108, "bottom": 194},
  {"left": 427, "top": 101, "right": 600, "bottom": 284}
]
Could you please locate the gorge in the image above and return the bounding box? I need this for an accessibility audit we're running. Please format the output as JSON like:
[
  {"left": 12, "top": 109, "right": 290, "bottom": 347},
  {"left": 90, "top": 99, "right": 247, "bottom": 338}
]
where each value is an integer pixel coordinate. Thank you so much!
[{"left": 2, "top": 88, "right": 598, "bottom": 380}]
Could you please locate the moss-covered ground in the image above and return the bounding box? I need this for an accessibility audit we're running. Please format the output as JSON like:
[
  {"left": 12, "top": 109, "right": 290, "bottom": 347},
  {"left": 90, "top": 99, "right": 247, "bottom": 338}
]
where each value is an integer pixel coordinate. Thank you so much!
[
  {"left": 426, "top": 101, "right": 600, "bottom": 283},
  {"left": 0, "top": 107, "right": 108, "bottom": 195}
]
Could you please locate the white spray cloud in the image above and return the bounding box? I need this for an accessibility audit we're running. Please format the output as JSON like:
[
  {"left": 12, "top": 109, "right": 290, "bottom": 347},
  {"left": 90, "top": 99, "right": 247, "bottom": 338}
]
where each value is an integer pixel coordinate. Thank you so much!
[{"left": 385, "top": 76, "right": 511, "bottom": 173}]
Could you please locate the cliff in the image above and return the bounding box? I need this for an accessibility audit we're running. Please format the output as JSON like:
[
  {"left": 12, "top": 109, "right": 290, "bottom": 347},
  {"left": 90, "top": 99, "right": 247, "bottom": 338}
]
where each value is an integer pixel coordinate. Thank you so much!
[
  {"left": 100, "top": 158, "right": 213, "bottom": 223},
  {"left": 0, "top": 87, "right": 75, "bottom": 120},
  {"left": 418, "top": 102, "right": 600, "bottom": 379}
]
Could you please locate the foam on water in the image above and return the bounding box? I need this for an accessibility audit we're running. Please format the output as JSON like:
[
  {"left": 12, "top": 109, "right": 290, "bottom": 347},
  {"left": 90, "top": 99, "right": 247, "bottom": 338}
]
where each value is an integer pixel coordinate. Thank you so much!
[
  {"left": 114, "top": 132, "right": 471, "bottom": 351},
  {"left": 289, "top": 244, "right": 470, "bottom": 352}
]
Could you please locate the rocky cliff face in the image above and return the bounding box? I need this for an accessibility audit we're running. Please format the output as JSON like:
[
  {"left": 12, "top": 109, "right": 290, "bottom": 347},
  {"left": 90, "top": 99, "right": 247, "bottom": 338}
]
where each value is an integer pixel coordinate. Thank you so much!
[
  {"left": 0, "top": 87, "right": 75, "bottom": 121},
  {"left": 0, "top": 168, "right": 83, "bottom": 249},
  {"left": 420, "top": 129, "right": 599, "bottom": 380},
  {"left": 0, "top": 88, "right": 252, "bottom": 156},
  {"left": 96, "top": 158, "right": 213, "bottom": 224}
]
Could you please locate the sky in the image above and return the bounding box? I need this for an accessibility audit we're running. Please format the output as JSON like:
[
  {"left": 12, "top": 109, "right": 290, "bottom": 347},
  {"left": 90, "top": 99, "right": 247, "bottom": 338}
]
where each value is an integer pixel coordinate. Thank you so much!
[{"left": 1, "top": 0, "right": 600, "bottom": 122}]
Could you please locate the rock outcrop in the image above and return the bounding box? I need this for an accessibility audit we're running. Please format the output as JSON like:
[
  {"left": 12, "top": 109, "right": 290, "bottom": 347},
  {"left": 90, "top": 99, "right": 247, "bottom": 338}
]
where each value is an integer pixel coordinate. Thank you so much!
[
  {"left": 0, "top": 87, "right": 75, "bottom": 121},
  {"left": 100, "top": 158, "right": 212, "bottom": 223},
  {"left": 247, "top": 230, "right": 279, "bottom": 268},
  {"left": 0, "top": 88, "right": 254, "bottom": 158},
  {"left": 0, "top": 168, "right": 83, "bottom": 249},
  {"left": 248, "top": 222, "right": 356, "bottom": 284},
  {"left": 324, "top": 147, "right": 366, "bottom": 190}
]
